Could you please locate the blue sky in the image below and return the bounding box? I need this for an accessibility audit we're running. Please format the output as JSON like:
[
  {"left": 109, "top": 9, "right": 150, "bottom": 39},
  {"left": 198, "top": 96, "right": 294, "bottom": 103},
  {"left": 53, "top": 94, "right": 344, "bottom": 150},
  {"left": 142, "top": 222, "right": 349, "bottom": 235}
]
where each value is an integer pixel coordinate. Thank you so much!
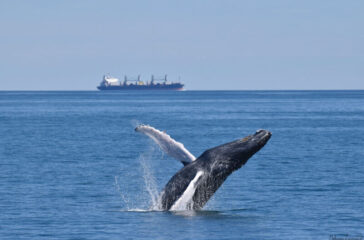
[{"left": 0, "top": 0, "right": 363, "bottom": 90}]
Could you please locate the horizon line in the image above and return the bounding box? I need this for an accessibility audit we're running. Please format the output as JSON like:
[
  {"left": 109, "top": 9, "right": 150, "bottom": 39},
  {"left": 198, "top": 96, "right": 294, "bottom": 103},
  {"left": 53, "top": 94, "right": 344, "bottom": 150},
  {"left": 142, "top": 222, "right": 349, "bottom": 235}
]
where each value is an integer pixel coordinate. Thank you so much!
[{"left": 1, "top": 89, "right": 364, "bottom": 92}]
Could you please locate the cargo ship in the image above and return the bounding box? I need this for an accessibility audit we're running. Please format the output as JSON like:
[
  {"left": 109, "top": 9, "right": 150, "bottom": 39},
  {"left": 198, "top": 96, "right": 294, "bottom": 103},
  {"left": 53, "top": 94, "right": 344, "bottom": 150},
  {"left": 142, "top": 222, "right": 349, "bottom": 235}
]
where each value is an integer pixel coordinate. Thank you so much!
[{"left": 97, "top": 74, "right": 184, "bottom": 90}]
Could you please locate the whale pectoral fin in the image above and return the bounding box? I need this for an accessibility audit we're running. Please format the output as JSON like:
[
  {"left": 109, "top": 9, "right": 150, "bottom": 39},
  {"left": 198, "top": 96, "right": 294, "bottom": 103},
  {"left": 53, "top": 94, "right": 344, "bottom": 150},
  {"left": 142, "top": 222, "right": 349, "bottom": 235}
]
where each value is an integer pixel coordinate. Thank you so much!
[{"left": 135, "top": 124, "right": 196, "bottom": 165}]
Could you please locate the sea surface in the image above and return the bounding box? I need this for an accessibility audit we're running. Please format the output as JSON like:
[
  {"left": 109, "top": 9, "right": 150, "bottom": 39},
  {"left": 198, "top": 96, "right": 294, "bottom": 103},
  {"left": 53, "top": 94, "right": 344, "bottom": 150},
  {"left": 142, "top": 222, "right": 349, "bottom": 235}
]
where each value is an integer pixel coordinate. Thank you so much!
[{"left": 1, "top": 90, "right": 363, "bottom": 240}]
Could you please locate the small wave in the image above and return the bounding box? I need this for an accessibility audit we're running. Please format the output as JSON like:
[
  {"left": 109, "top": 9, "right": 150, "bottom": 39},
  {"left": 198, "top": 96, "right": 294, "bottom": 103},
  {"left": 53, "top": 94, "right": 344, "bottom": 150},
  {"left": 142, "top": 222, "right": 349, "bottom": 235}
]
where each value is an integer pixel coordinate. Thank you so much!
[
  {"left": 125, "top": 208, "right": 151, "bottom": 212},
  {"left": 120, "top": 208, "right": 165, "bottom": 213}
]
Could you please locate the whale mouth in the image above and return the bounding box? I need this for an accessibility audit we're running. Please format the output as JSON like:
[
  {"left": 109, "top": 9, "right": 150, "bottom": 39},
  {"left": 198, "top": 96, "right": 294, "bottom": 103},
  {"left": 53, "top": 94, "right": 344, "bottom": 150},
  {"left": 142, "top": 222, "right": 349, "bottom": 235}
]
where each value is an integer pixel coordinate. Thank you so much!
[
  {"left": 253, "top": 129, "right": 272, "bottom": 147},
  {"left": 241, "top": 129, "right": 271, "bottom": 145},
  {"left": 255, "top": 129, "right": 271, "bottom": 141}
]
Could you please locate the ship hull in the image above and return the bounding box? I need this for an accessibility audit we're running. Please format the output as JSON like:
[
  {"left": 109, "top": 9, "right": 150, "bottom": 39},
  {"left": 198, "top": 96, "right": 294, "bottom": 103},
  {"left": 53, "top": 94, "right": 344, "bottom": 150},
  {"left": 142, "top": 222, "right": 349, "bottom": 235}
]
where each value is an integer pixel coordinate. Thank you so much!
[{"left": 97, "top": 84, "right": 184, "bottom": 91}]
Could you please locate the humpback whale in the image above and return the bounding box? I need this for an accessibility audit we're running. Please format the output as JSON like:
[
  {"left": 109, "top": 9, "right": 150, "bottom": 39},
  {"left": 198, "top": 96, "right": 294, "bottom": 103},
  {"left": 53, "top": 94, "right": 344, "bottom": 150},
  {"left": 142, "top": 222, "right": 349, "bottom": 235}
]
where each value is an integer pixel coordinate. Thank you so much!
[{"left": 135, "top": 125, "right": 271, "bottom": 211}]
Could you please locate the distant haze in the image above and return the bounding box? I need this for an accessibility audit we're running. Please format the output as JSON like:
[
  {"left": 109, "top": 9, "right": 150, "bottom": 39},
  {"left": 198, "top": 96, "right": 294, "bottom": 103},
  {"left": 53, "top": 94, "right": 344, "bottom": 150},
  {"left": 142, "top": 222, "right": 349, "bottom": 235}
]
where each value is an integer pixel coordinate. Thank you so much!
[{"left": 0, "top": 0, "right": 363, "bottom": 90}]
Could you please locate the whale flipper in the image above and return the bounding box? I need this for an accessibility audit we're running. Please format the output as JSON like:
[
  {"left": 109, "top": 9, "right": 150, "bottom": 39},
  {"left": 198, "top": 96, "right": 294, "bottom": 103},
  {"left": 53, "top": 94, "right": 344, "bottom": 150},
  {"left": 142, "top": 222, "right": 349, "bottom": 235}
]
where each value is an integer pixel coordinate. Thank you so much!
[{"left": 135, "top": 124, "right": 196, "bottom": 165}]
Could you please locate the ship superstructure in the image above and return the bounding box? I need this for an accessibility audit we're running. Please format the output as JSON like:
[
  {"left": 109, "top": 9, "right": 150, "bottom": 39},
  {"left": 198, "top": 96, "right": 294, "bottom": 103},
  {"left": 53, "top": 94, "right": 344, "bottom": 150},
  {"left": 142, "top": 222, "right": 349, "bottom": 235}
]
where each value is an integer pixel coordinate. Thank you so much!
[{"left": 97, "top": 74, "right": 184, "bottom": 90}]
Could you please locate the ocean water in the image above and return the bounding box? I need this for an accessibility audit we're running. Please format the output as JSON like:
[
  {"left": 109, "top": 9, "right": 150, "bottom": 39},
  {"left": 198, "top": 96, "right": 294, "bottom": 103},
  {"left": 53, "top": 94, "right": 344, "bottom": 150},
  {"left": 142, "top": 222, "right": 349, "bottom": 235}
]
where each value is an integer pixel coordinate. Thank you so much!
[{"left": 1, "top": 90, "right": 363, "bottom": 240}]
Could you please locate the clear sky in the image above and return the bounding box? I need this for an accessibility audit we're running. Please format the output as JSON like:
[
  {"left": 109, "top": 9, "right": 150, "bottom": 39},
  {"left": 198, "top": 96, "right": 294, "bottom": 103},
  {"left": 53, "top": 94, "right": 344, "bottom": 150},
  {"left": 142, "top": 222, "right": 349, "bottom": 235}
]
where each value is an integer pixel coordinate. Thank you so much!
[{"left": 0, "top": 0, "right": 363, "bottom": 90}]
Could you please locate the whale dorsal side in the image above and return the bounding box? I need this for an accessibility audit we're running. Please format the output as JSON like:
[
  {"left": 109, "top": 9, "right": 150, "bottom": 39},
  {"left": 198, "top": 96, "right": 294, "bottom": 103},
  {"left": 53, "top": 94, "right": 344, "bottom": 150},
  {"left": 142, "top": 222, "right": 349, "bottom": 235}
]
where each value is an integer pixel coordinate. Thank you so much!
[{"left": 135, "top": 124, "right": 196, "bottom": 165}]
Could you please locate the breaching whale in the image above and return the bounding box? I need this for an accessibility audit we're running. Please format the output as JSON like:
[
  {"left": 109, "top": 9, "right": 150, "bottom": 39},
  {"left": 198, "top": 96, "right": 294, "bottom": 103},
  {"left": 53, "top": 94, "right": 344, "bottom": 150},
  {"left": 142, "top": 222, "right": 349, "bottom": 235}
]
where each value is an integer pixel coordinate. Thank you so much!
[{"left": 135, "top": 125, "right": 271, "bottom": 211}]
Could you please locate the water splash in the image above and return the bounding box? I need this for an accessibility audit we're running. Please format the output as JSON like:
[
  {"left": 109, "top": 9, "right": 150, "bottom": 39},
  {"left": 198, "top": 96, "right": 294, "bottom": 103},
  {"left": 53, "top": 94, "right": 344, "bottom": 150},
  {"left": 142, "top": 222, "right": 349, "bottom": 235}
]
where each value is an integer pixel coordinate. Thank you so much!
[
  {"left": 114, "top": 175, "right": 132, "bottom": 209},
  {"left": 115, "top": 144, "right": 163, "bottom": 211},
  {"left": 139, "top": 151, "right": 162, "bottom": 210}
]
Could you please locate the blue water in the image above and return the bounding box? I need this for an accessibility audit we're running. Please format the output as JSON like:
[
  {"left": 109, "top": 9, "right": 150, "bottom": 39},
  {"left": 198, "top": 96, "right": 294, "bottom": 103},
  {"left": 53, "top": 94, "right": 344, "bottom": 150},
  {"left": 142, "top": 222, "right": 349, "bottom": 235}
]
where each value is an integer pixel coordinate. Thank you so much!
[{"left": 1, "top": 91, "right": 364, "bottom": 239}]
